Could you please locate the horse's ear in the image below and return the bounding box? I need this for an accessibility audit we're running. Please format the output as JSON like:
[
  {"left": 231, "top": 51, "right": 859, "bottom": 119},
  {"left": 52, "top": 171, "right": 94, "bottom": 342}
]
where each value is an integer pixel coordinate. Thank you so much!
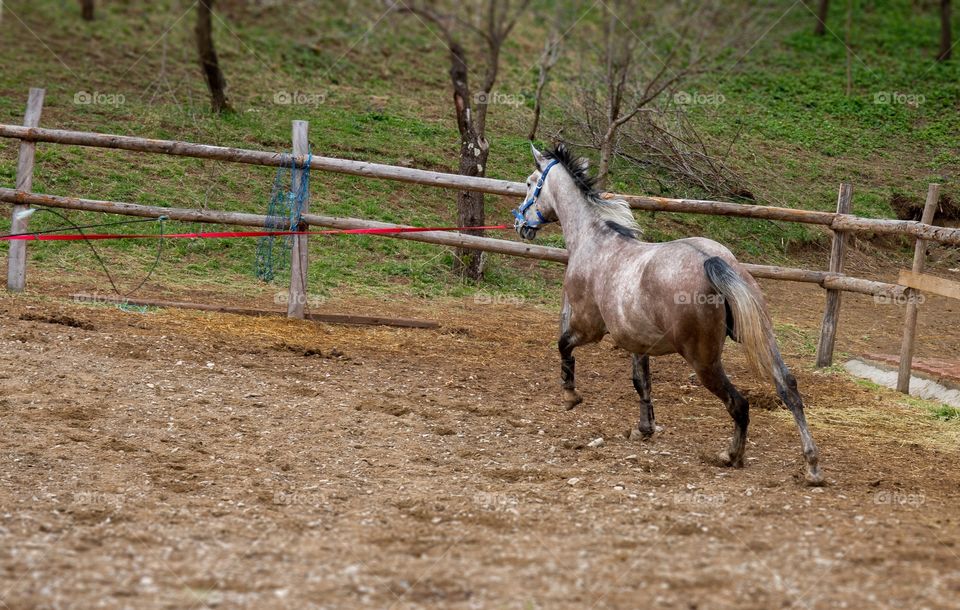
[{"left": 530, "top": 142, "right": 545, "bottom": 170}]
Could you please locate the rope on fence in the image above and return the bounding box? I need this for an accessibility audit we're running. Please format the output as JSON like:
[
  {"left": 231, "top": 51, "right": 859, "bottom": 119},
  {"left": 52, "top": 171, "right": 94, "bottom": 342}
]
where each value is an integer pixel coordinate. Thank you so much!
[
  {"left": 254, "top": 150, "right": 312, "bottom": 282},
  {"left": 5, "top": 209, "right": 168, "bottom": 296}
]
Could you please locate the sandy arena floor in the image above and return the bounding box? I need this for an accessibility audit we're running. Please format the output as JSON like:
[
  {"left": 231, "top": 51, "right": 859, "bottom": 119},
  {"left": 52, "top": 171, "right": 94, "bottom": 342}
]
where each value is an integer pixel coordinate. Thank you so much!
[{"left": 0, "top": 277, "right": 959, "bottom": 609}]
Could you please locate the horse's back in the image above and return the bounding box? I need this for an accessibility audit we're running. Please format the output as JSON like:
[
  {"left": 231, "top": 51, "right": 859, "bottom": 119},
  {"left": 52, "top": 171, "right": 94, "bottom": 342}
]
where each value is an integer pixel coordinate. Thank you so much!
[{"left": 598, "top": 237, "right": 733, "bottom": 354}]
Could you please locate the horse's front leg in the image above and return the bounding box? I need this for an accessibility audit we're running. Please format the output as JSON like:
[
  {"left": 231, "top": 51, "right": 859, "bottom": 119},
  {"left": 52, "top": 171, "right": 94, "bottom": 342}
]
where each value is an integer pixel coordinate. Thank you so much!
[
  {"left": 558, "top": 296, "right": 585, "bottom": 410},
  {"left": 558, "top": 331, "right": 583, "bottom": 410}
]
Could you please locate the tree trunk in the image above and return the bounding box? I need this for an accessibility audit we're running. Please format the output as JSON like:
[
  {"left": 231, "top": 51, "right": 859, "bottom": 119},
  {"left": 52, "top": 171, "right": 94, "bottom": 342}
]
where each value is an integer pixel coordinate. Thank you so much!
[
  {"left": 844, "top": 0, "right": 852, "bottom": 96},
  {"left": 939, "top": 0, "right": 952, "bottom": 61},
  {"left": 528, "top": 35, "right": 560, "bottom": 141},
  {"left": 814, "top": 0, "right": 829, "bottom": 35},
  {"left": 527, "top": 82, "right": 546, "bottom": 142},
  {"left": 448, "top": 41, "right": 488, "bottom": 281},
  {"left": 80, "top": 0, "right": 94, "bottom": 20},
  {"left": 597, "top": 136, "right": 614, "bottom": 191},
  {"left": 455, "top": 143, "right": 489, "bottom": 280},
  {"left": 196, "top": 0, "right": 231, "bottom": 114}
]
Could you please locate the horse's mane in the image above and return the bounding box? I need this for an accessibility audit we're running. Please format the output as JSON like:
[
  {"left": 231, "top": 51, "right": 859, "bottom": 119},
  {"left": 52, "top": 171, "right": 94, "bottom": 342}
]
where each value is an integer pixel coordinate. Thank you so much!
[{"left": 544, "top": 144, "right": 642, "bottom": 239}]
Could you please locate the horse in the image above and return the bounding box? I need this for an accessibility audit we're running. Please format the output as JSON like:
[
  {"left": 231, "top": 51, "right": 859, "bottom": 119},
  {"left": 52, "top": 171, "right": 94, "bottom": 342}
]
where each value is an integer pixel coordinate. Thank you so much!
[{"left": 512, "top": 144, "right": 823, "bottom": 485}]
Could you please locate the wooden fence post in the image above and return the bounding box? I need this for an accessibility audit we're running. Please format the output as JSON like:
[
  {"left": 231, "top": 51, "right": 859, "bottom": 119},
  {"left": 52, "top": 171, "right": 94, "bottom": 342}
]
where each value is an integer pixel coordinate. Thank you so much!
[
  {"left": 6, "top": 87, "right": 45, "bottom": 292},
  {"left": 815, "top": 183, "right": 853, "bottom": 367},
  {"left": 896, "top": 183, "right": 940, "bottom": 393},
  {"left": 287, "top": 120, "right": 309, "bottom": 319}
]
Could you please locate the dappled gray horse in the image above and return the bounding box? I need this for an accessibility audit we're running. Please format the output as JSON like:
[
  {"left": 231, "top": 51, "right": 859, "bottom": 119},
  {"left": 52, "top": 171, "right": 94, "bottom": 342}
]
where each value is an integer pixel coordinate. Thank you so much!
[{"left": 513, "top": 144, "right": 822, "bottom": 485}]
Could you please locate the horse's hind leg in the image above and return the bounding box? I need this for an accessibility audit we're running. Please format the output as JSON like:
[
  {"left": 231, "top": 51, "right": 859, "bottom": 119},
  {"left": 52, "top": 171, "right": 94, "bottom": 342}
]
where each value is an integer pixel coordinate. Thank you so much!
[
  {"left": 631, "top": 354, "right": 656, "bottom": 438},
  {"left": 774, "top": 365, "right": 823, "bottom": 485},
  {"left": 692, "top": 361, "right": 749, "bottom": 468}
]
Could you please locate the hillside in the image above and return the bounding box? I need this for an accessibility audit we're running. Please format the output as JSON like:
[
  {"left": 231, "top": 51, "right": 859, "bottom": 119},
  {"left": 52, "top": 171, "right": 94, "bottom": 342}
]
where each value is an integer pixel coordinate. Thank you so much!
[{"left": 0, "top": 0, "right": 958, "bottom": 301}]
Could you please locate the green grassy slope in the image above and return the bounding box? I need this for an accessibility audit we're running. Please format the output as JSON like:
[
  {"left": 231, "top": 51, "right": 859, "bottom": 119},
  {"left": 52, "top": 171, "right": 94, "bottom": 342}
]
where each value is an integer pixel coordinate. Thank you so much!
[{"left": 0, "top": 0, "right": 956, "bottom": 301}]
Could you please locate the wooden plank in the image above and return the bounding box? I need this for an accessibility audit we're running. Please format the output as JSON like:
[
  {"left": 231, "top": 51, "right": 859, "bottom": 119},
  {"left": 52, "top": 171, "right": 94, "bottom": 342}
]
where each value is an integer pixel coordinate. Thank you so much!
[
  {"left": 69, "top": 293, "right": 440, "bottom": 329},
  {"left": 897, "top": 183, "right": 940, "bottom": 393},
  {"left": 898, "top": 269, "right": 960, "bottom": 301},
  {"left": 0, "top": 124, "right": 524, "bottom": 197},
  {"left": 0, "top": 187, "right": 567, "bottom": 262},
  {"left": 6, "top": 88, "right": 45, "bottom": 292},
  {"left": 0, "top": 188, "right": 911, "bottom": 298},
  {"left": 829, "top": 214, "right": 960, "bottom": 247},
  {"left": 816, "top": 183, "right": 853, "bottom": 367},
  {"left": 6, "top": 124, "right": 960, "bottom": 246},
  {"left": 287, "top": 120, "right": 309, "bottom": 319},
  {"left": 616, "top": 194, "right": 836, "bottom": 226},
  {"left": 821, "top": 274, "right": 907, "bottom": 300}
]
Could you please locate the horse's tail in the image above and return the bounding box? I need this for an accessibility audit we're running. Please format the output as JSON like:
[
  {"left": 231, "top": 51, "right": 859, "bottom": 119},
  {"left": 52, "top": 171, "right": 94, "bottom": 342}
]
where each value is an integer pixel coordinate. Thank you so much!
[{"left": 703, "top": 256, "right": 781, "bottom": 384}]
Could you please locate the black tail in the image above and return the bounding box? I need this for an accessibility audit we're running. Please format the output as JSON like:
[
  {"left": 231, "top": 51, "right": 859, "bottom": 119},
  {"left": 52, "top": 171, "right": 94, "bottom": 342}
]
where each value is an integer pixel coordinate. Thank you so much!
[{"left": 703, "top": 256, "right": 780, "bottom": 384}]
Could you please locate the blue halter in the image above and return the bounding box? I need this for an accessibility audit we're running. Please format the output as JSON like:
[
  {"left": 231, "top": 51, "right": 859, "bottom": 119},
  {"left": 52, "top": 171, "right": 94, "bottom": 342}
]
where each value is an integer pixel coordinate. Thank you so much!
[{"left": 513, "top": 159, "right": 559, "bottom": 236}]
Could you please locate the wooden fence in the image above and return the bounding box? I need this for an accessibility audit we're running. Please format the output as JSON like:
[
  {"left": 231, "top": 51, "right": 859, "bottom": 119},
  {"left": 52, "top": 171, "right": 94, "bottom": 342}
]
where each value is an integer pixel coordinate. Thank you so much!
[{"left": 2, "top": 88, "right": 958, "bottom": 393}]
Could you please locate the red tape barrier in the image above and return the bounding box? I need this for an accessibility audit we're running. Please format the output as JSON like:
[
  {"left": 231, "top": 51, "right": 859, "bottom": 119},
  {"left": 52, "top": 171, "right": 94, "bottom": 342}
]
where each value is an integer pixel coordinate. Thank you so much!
[{"left": 0, "top": 225, "right": 510, "bottom": 241}]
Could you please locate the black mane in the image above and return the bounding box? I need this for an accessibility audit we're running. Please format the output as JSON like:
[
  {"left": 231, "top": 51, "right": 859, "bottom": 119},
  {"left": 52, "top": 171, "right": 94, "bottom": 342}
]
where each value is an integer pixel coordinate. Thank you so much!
[
  {"left": 541, "top": 143, "right": 643, "bottom": 241},
  {"left": 544, "top": 144, "right": 602, "bottom": 203}
]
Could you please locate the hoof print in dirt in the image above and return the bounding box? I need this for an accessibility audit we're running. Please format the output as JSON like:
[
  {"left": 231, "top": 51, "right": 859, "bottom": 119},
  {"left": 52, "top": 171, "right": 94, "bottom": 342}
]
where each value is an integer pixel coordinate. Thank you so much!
[{"left": 19, "top": 312, "right": 94, "bottom": 330}]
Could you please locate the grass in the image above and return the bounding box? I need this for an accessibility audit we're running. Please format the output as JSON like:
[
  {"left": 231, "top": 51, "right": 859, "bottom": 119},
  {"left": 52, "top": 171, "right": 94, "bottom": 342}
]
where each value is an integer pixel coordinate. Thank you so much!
[
  {"left": 0, "top": 0, "right": 956, "bottom": 302},
  {"left": 930, "top": 404, "right": 960, "bottom": 421},
  {"left": 851, "top": 377, "right": 960, "bottom": 423}
]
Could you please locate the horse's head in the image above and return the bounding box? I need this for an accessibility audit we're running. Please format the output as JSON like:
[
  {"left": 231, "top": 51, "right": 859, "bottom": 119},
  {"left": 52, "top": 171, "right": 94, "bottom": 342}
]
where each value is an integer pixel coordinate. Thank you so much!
[{"left": 513, "top": 144, "right": 560, "bottom": 241}]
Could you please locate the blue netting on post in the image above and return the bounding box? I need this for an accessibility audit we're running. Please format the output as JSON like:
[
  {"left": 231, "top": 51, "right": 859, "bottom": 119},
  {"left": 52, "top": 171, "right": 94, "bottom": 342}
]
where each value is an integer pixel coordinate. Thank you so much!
[{"left": 255, "top": 151, "right": 311, "bottom": 282}]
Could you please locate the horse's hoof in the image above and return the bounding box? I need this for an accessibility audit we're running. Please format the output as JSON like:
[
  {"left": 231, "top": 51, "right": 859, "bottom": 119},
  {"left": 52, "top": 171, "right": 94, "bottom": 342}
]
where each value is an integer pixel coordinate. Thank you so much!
[
  {"left": 805, "top": 466, "right": 825, "bottom": 486},
  {"left": 563, "top": 395, "right": 583, "bottom": 411},
  {"left": 628, "top": 428, "right": 654, "bottom": 442},
  {"left": 717, "top": 450, "right": 743, "bottom": 468}
]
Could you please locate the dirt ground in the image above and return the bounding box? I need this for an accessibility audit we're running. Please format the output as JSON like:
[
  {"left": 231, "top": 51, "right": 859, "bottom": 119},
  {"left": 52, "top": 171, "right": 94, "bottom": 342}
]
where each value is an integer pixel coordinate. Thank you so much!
[{"left": 1, "top": 275, "right": 959, "bottom": 609}]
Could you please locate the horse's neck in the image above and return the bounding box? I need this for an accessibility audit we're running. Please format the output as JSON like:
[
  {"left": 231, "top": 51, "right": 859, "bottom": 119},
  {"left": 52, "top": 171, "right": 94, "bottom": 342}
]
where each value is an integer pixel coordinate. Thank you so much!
[{"left": 554, "top": 193, "right": 613, "bottom": 256}]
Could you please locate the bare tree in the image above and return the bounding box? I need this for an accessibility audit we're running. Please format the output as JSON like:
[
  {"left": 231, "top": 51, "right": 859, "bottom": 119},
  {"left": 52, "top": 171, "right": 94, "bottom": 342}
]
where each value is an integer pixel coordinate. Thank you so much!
[
  {"left": 548, "top": 0, "right": 756, "bottom": 192},
  {"left": 939, "top": 0, "right": 952, "bottom": 61},
  {"left": 196, "top": 0, "right": 231, "bottom": 113},
  {"left": 528, "top": 31, "right": 562, "bottom": 141},
  {"left": 80, "top": 0, "right": 94, "bottom": 20},
  {"left": 618, "top": 106, "right": 748, "bottom": 199},
  {"left": 388, "top": 0, "right": 531, "bottom": 281},
  {"left": 814, "top": 0, "right": 829, "bottom": 35},
  {"left": 844, "top": 0, "right": 853, "bottom": 95},
  {"left": 528, "top": 4, "right": 571, "bottom": 142},
  {"left": 566, "top": 0, "right": 710, "bottom": 188}
]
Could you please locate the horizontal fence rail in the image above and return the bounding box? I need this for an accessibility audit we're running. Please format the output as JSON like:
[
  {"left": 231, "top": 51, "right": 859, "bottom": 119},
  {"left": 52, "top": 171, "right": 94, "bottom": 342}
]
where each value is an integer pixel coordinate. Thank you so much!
[
  {"left": 0, "top": 125, "right": 525, "bottom": 197},
  {"left": 0, "top": 187, "right": 906, "bottom": 299},
  {"left": 0, "top": 188, "right": 566, "bottom": 262},
  {"left": 2, "top": 124, "right": 960, "bottom": 246}
]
